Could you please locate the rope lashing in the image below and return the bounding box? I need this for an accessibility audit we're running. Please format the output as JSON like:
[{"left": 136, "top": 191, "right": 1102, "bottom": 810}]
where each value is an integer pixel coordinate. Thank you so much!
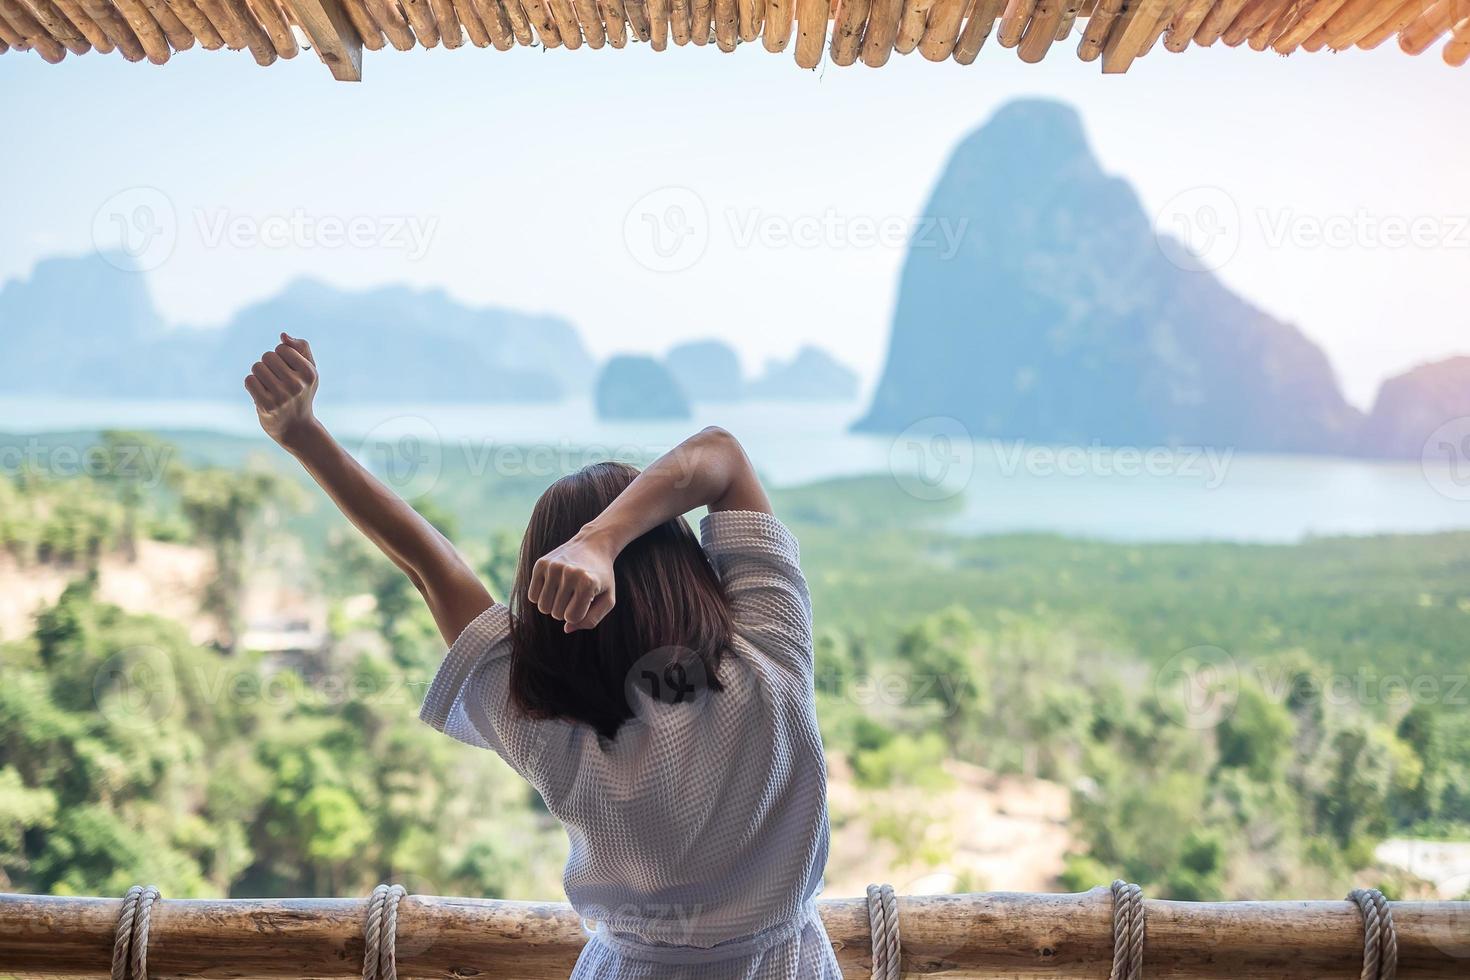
[
  {"left": 1347, "top": 888, "right": 1398, "bottom": 980},
  {"left": 865, "top": 882, "right": 900, "bottom": 980},
  {"left": 362, "top": 883, "right": 407, "bottom": 980},
  {"left": 1108, "top": 879, "right": 1145, "bottom": 980},
  {"left": 110, "top": 885, "right": 160, "bottom": 980}
]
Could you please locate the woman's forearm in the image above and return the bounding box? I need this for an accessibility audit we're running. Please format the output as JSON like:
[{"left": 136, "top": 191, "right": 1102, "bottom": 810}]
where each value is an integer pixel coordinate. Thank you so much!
[
  {"left": 282, "top": 419, "right": 491, "bottom": 640},
  {"left": 580, "top": 427, "right": 769, "bottom": 557},
  {"left": 527, "top": 426, "right": 771, "bottom": 629},
  {"left": 244, "top": 333, "right": 491, "bottom": 643},
  {"left": 281, "top": 419, "right": 452, "bottom": 578}
]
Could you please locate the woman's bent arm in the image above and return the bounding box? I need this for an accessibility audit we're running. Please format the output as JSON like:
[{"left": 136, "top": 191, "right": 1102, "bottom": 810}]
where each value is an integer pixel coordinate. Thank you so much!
[
  {"left": 245, "top": 334, "right": 492, "bottom": 645},
  {"left": 528, "top": 426, "right": 770, "bottom": 631}
]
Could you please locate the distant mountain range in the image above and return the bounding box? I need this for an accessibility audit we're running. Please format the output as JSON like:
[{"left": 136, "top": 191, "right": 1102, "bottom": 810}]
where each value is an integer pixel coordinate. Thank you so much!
[
  {"left": 0, "top": 255, "right": 855, "bottom": 408},
  {"left": 0, "top": 253, "right": 594, "bottom": 403},
  {"left": 853, "top": 99, "right": 1467, "bottom": 461},
  {"left": 4, "top": 104, "right": 1463, "bottom": 458},
  {"left": 595, "top": 341, "right": 859, "bottom": 419}
]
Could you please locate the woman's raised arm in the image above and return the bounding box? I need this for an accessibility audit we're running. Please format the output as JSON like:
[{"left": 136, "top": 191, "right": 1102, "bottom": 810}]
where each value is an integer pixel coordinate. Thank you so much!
[
  {"left": 245, "top": 333, "right": 492, "bottom": 645},
  {"left": 527, "top": 426, "right": 770, "bottom": 632}
]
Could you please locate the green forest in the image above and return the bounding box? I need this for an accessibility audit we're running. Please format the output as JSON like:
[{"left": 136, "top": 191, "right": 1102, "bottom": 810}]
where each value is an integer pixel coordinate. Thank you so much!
[{"left": 2, "top": 430, "right": 1468, "bottom": 903}]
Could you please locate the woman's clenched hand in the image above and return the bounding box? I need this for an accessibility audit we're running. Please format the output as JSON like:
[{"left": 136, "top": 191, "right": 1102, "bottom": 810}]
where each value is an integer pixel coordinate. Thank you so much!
[
  {"left": 528, "top": 530, "right": 618, "bottom": 632},
  {"left": 245, "top": 333, "right": 319, "bottom": 449}
]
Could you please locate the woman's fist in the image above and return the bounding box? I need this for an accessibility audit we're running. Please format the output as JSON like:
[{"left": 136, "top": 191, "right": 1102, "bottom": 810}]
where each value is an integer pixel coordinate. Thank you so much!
[
  {"left": 245, "top": 333, "right": 319, "bottom": 448},
  {"left": 528, "top": 532, "right": 618, "bottom": 632}
]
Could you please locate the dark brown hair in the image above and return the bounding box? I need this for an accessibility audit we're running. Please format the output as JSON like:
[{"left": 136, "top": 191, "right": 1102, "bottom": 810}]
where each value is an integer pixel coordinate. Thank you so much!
[{"left": 508, "top": 461, "right": 732, "bottom": 740}]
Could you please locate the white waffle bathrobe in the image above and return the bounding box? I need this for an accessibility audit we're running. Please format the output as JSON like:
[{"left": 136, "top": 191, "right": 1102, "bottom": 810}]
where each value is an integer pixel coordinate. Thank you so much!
[{"left": 419, "top": 511, "right": 841, "bottom": 980}]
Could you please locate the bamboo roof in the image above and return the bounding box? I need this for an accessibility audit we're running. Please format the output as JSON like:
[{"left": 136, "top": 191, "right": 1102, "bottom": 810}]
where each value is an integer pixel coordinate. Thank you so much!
[{"left": 0, "top": 0, "right": 1464, "bottom": 79}]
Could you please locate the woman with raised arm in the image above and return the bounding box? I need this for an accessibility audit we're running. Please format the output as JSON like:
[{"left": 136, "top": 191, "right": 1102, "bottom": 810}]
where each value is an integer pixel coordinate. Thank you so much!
[{"left": 246, "top": 335, "right": 839, "bottom": 980}]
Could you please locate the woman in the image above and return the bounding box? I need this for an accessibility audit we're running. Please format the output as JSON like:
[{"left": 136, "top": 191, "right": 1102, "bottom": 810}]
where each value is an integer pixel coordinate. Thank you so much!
[{"left": 245, "top": 334, "right": 840, "bottom": 980}]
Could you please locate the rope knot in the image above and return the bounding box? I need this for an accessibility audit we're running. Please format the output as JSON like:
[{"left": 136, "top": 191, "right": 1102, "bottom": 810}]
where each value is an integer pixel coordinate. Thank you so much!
[
  {"left": 865, "top": 882, "right": 899, "bottom": 980},
  {"left": 1108, "top": 879, "right": 1145, "bottom": 980},
  {"left": 111, "top": 884, "right": 161, "bottom": 980},
  {"left": 1348, "top": 887, "right": 1398, "bottom": 980},
  {"left": 363, "top": 883, "right": 408, "bottom": 980}
]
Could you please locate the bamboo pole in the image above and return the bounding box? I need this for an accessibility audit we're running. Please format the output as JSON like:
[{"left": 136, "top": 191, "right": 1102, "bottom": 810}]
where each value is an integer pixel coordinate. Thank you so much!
[
  {"left": 894, "top": 0, "right": 936, "bottom": 51},
  {"left": 112, "top": 0, "right": 172, "bottom": 59},
  {"left": 0, "top": 0, "right": 66, "bottom": 58},
  {"left": 1398, "top": 0, "right": 1454, "bottom": 50},
  {"left": 546, "top": 0, "right": 582, "bottom": 45},
  {"left": 1017, "top": 0, "right": 1064, "bottom": 58},
  {"left": 3, "top": 891, "right": 1468, "bottom": 980},
  {"left": 917, "top": 0, "right": 967, "bottom": 58},
  {"left": 1162, "top": 0, "right": 1212, "bottom": 47},
  {"left": 829, "top": 0, "right": 870, "bottom": 61},
  {"left": 18, "top": 0, "right": 90, "bottom": 52},
  {"left": 452, "top": 0, "right": 490, "bottom": 42},
  {"left": 427, "top": 0, "right": 463, "bottom": 45},
  {"left": 859, "top": 0, "right": 901, "bottom": 62},
  {"left": 474, "top": 0, "right": 515, "bottom": 47},
  {"left": 521, "top": 0, "right": 560, "bottom": 44},
  {"left": 341, "top": 0, "right": 386, "bottom": 44},
  {"left": 601, "top": 0, "right": 628, "bottom": 45},
  {"left": 644, "top": 0, "right": 665, "bottom": 43},
  {"left": 1317, "top": 0, "right": 1385, "bottom": 45},
  {"left": 190, "top": 0, "right": 245, "bottom": 47},
  {"left": 51, "top": 0, "right": 113, "bottom": 50},
  {"left": 735, "top": 0, "right": 758, "bottom": 36},
  {"left": 572, "top": 0, "right": 606, "bottom": 45},
  {"left": 1444, "top": 11, "right": 1469, "bottom": 60},
  {"left": 620, "top": 0, "right": 646, "bottom": 38},
  {"left": 690, "top": 0, "right": 711, "bottom": 43},
  {"left": 361, "top": 0, "right": 412, "bottom": 46},
  {"left": 1355, "top": 0, "right": 1421, "bottom": 44},
  {"left": 395, "top": 0, "right": 441, "bottom": 44},
  {"left": 994, "top": 0, "right": 1033, "bottom": 45},
  {"left": 164, "top": 0, "right": 224, "bottom": 46},
  {"left": 219, "top": 0, "right": 282, "bottom": 57},
  {"left": 1271, "top": 0, "right": 1348, "bottom": 51},
  {"left": 1075, "top": 0, "right": 1118, "bottom": 56},
  {"left": 669, "top": 0, "right": 689, "bottom": 41},
  {"left": 1053, "top": 0, "right": 1077, "bottom": 36},
  {"left": 712, "top": 0, "right": 733, "bottom": 46},
  {"left": 1220, "top": 0, "right": 1290, "bottom": 46},
  {"left": 951, "top": 0, "right": 1002, "bottom": 59},
  {"left": 501, "top": 0, "right": 533, "bottom": 43},
  {"left": 793, "top": 0, "right": 826, "bottom": 61},
  {"left": 244, "top": 0, "right": 300, "bottom": 52},
  {"left": 762, "top": 0, "right": 791, "bottom": 48},
  {"left": 1137, "top": 0, "right": 1173, "bottom": 51},
  {"left": 140, "top": 0, "right": 195, "bottom": 48},
  {"left": 0, "top": 5, "right": 30, "bottom": 47},
  {"left": 1192, "top": 0, "right": 1247, "bottom": 40}
]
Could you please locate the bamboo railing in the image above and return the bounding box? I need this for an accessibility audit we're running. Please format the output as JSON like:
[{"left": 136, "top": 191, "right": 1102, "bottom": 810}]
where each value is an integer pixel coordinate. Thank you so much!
[
  {"left": 2, "top": 887, "right": 1468, "bottom": 978},
  {"left": 0, "top": 0, "right": 1465, "bottom": 79}
]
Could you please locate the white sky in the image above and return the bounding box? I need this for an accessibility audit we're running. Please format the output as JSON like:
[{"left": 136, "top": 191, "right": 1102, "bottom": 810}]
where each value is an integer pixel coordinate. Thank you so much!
[{"left": 2, "top": 40, "right": 1467, "bottom": 409}]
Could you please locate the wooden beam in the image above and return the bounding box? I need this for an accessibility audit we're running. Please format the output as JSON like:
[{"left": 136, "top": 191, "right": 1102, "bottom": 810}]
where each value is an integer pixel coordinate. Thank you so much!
[
  {"left": 1101, "top": 0, "right": 1168, "bottom": 69},
  {"left": 281, "top": 0, "right": 362, "bottom": 77},
  {"left": 2, "top": 890, "right": 1468, "bottom": 980}
]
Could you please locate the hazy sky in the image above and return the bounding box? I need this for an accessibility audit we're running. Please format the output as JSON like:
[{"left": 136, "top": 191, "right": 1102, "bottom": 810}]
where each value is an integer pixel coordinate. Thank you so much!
[{"left": 2, "top": 40, "right": 1467, "bottom": 408}]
